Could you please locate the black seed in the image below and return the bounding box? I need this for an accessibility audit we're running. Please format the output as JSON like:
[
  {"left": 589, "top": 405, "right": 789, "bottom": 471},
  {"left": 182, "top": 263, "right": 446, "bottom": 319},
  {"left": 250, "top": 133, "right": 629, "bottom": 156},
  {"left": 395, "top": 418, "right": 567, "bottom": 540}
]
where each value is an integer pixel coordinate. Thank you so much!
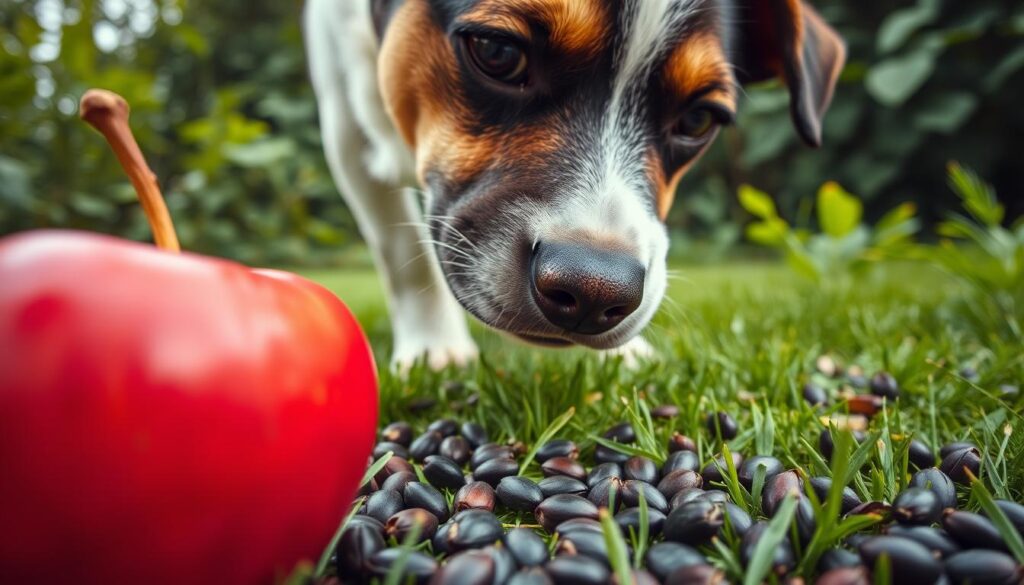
[
  {"left": 939, "top": 441, "right": 978, "bottom": 459},
  {"left": 990, "top": 500, "right": 1024, "bottom": 537},
  {"left": 556, "top": 529, "right": 613, "bottom": 565},
  {"left": 588, "top": 477, "right": 624, "bottom": 511},
  {"left": 625, "top": 569, "right": 661, "bottom": 585},
  {"left": 858, "top": 536, "right": 942, "bottom": 585},
  {"left": 943, "top": 510, "right": 1010, "bottom": 552},
  {"left": 621, "top": 480, "right": 670, "bottom": 514},
  {"left": 848, "top": 372, "right": 869, "bottom": 389},
  {"left": 943, "top": 549, "right": 1022, "bottom": 585},
  {"left": 539, "top": 475, "right": 589, "bottom": 498},
  {"left": 909, "top": 468, "right": 957, "bottom": 511},
  {"left": 803, "top": 383, "right": 828, "bottom": 406},
  {"left": 408, "top": 397, "right": 438, "bottom": 412},
  {"left": 663, "top": 450, "right": 701, "bottom": 475},
  {"left": 594, "top": 445, "right": 631, "bottom": 465},
  {"left": 367, "top": 548, "right": 438, "bottom": 583},
  {"left": 737, "top": 455, "right": 784, "bottom": 489},
  {"left": 697, "top": 490, "right": 730, "bottom": 504},
  {"left": 722, "top": 502, "right": 753, "bottom": 536},
  {"left": 446, "top": 509, "right": 504, "bottom": 552},
  {"left": 471, "top": 443, "right": 515, "bottom": 470},
  {"left": 701, "top": 453, "right": 744, "bottom": 485},
  {"left": 386, "top": 508, "right": 438, "bottom": 542},
  {"left": 536, "top": 439, "right": 579, "bottom": 462},
  {"left": 381, "top": 421, "right": 414, "bottom": 446},
  {"left": 664, "top": 500, "right": 724, "bottom": 546},
  {"left": 670, "top": 488, "right": 706, "bottom": 510},
  {"left": 374, "top": 441, "right": 410, "bottom": 460},
  {"left": 706, "top": 412, "right": 738, "bottom": 440},
  {"left": 460, "top": 422, "right": 489, "bottom": 448},
  {"left": 410, "top": 431, "right": 444, "bottom": 462},
  {"left": 364, "top": 489, "right": 404, "bottom": 524},
  {"left": 939, "top": 447, "right": 981, "bottom": 485},
  {"left": 741, "top": 522, "right": 794, "bottom": 575},
  {"left": 381, "top": 470, "right": 418, "bottom": 494},
  {"left": 346, "top": 514, "right": 387, "bottom": 536},
  {"left": 433, "top": 520, "right": 453, "bottom": 555},
  {"left": 541, "top": 456, "right": 587, "bottom": 481},
  {"left": 817, "top": 547, "right": 862, "bottom": 573},
  {"left": 652, "top": 404, "right": 680, "bottom": 419},
  {"left": 870, "top": 371, "right": 900, "bottom": 400},
  {"left": 505, "top": 527, "right": 549, "bottom": 567},
  {"left": 405, "top": 482, "right": 450, "bottom": 523},
  {"left": 808, "top": 476, "right": 862, "bottom": 515},
  {"left": 846, "top": 533, "right": 871, "bottom": 549},
  {"left": 603, "top": 422, "right": 637, "bottom": 443},
  {"left": 645, "top": 542, "right": 708, "bottom": 581},
  {"left": 587, "top": 462, "right": 623, "bottom": 488},
  {"left": 556, "top": 518, "right": 604, "bottom": 534},
  {"left": 886, "top": 526, "right": 961, "bottom": 558},
  {"left": 668, "top": 433, "right": 698, "bottom": 453},
  {"left": 474, "top": 458, "right": 519, "bottom": 487},
  {"left": 615, "top": 506, "right": 667, "bottom": 537},
  {"left": 484, "top": 545, "right": 517, "bottom": 585},
  {"left": 454, "top": 481, "right": 496, "bottom": 513},
  {"left": 624, "top": 456, "right": 660, "bottom": 484},
  {"left": 908, "top": 439, "right": 935, "bottom": 469},
  {"left": 497, "top": 476, "right": 544, "bottom": 512},
  {"left": 375, "top": 456, "right": 416, "bottom": 486},
  {"left": 430, "top": 549, "right": 494, "bottom": 585},
  {"left": 664, "top": 564, "right": 728, "bottom": 585},
  {"left": 657, "top": 469, "right": 704, "bottom": 499},
  {"left": 336, "top": 522, "right": 385, "bottom": 576},
  {"left": 427, "top": 418, "right": 459, "bottom": 438},
  {"left": 819, "top": 429, "right": 866, "bottom": 462},
  {"left": 507, "top": 568, "right": 553, "bottom": 585},
  {"left": 795, "top": 496, "right": 817, "bottom": 545},
  {"left": 815, "top": 567, "right": 870, "bottom": 585},
  {"left": 535, "top": 494, "right": 600, "bottom": 532},
  {"left": 440, "top": 436, "right": 472, "bottom": 466},
  {"left": 762, "top": 470, "right": 802, "bottom": 517},
  {"left": 893, "top": 488, "right": 942, "bottom": 525},
  {"left": 545, "top": 554, "right": 610, "bottom": 585},
  {"left": 423, "top": 455, "right": 468, "bottom": 490}
]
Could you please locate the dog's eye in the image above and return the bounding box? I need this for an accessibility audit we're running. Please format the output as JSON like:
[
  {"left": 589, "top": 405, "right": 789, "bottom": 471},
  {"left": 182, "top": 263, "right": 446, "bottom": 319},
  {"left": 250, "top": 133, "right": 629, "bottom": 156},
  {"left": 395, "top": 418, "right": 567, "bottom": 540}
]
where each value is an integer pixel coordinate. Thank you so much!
[
  {"left": 466, "top": 35, "right": 528, "bottom": 84},
  {"left": 676, "top": 108, "right": 717, "bottom": 139}
]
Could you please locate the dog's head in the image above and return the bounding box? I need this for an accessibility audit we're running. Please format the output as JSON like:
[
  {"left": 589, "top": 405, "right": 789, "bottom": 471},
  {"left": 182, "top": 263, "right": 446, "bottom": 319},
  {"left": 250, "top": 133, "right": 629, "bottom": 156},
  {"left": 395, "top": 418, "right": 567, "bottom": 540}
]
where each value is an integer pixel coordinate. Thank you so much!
[{"left": 375, "top": 0, "right": 844, "bottom": 348}]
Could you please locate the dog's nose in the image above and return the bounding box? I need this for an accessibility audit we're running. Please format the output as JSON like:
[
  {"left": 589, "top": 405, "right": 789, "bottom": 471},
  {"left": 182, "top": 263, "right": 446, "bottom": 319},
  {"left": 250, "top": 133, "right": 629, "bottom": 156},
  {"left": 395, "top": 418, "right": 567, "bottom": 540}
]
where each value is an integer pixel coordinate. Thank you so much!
[{"left": 531, "top": 241, "right": 645, "bottom": 335}]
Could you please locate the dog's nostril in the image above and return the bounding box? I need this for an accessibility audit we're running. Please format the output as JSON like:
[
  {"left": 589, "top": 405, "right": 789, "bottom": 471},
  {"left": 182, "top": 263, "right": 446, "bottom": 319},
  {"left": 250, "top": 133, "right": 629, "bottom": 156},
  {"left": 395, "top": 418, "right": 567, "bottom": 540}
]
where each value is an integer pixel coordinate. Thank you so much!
[
  {"left": 604, "top": 305, "right": 628, "bottom": 320},
  {"left": 546, "top": 289, "right": 577, "bottom": 310}
]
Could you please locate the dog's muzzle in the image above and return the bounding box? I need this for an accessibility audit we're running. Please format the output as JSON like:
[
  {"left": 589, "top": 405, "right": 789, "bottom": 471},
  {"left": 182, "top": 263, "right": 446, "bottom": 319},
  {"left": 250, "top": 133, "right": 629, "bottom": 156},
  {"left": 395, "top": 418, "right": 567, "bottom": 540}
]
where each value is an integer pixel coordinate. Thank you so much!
[{"left": 530, "top": 241, "right": 645, "bottom": 336}]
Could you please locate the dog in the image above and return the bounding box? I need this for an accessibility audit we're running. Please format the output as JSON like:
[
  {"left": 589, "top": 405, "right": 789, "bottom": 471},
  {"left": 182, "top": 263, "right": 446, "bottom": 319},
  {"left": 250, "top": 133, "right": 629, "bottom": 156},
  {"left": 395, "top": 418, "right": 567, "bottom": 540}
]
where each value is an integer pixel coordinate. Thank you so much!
[{"left": 303, "top": 0, "right": 845, "bottom": 370}]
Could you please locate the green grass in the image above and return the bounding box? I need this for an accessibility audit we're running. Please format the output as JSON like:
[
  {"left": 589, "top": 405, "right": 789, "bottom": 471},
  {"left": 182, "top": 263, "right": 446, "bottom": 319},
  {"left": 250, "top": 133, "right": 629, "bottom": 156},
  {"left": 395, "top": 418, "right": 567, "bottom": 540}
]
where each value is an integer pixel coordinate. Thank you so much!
[{"left": 301, "top": 260, "right": 1024, "bottom": 580}]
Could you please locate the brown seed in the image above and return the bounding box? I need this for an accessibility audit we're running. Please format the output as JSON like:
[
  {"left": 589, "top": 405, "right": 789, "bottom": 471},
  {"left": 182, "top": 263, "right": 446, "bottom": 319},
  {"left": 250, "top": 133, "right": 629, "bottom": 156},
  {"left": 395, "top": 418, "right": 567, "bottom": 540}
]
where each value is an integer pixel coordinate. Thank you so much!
[
  {"left": 541, "top": 456, "right": 587, "bottom": 481},
  {"left": 668, "top": 433, "right": 698, "bottom": 453},
  {"left": 652, "top": 404, "right": 681, "bottom": 419},
  {"left": 374, "top": 456, "right": 415, "bottom": 486},
  {"left": 624, "top": 456, "right": 660, "bottom": 484},
  {"left": 845, "top": 394, "right": 884, "bottom": 417},
  {"left": 762, "top": 470, "right": 802, "bottom": 517},
  {"left": 665, "top": 564, "right": 728, "bottom": 585},
  {"left": 386, "top": 508, "right": 438, "bottom": 542},
  {"left": 381, "top": 421, "right": 413, "bottom": 446},
  {"left": 454, "top": 481, "right": 496, "bottom": 512},
  {"left": 657, "top": 470, "right": 703, "bottom": 499}
]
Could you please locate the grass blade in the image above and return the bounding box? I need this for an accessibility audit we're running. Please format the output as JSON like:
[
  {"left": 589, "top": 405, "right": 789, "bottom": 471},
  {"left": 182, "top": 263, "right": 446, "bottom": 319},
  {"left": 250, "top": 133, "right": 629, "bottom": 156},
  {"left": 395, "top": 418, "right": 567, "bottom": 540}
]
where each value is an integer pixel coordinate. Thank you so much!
[
  {"left": 600, "top": 508, "right": 633, "bottom": 585},
  {"left": 743, "top": 494, "right": 798, "bottom": 585},
  {"left": 968, "top": 469, "right": 1024, "bottom": 562},
  {"left": 519, "top": 407, "right": 575, "bottom": 474},
  {"left": 383, "top": 522, "right": 424, "bottom": 585}
]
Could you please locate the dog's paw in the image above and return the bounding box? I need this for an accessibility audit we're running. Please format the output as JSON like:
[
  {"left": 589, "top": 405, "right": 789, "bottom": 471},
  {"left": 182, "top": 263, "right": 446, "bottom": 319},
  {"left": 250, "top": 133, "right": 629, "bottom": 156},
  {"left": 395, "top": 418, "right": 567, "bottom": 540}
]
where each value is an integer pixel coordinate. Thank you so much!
[
  {"left": 600, "top": 336, "right": 657, "bottom": 369},
  {"left": 391, "top": 333, "right": 479, "bottom": 374}
]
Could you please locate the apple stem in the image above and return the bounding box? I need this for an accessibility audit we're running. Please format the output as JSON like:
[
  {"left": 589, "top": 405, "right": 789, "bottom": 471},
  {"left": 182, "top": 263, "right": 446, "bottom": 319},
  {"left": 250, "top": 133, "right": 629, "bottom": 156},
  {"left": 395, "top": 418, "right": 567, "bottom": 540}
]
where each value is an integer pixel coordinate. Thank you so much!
[{"left": 79, "top": 89, "right": 181, "bottom": 253}]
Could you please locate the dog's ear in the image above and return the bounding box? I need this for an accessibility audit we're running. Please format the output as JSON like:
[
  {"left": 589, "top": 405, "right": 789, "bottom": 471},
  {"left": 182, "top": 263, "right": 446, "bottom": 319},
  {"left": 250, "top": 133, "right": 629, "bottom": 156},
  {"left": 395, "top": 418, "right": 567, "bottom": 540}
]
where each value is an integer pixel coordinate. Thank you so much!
[{"left": 734, "top": 0, "right": 846, "bottom": 147}]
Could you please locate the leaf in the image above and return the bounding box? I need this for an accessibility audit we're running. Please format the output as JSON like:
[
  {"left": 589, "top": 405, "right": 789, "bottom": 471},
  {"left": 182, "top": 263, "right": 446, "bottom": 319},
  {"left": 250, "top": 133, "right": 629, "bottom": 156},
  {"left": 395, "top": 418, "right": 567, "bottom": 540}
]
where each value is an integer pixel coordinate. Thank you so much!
[
  {"left": 738, "top": 185, "right": 778, "bottom": 220},
  {"left": 223, "top": 137, "right": 296, "bottom": 168},
  {"left": 817, "top": 182, "right": 862, "bottom": 238},
  {"left": 866, "top": 43, "right": 942, "bottom": 107},
  {"left": 914, "top": 92, "right": 978, "bottom": 134},
  {"left": 746, "top": 219, "right": 789, "bottom": 247},
  {"left": 743, "top": 495, "right": 798, "bottom": 585},
  {"left": 947, "top": 163, "right": 1004, "bottom": 226},
  {"left": 600, "top": 509, "right": 633, "bottom": 585},
  {"left": 877, "top": 1, "right": 940, "bottom": 53}
]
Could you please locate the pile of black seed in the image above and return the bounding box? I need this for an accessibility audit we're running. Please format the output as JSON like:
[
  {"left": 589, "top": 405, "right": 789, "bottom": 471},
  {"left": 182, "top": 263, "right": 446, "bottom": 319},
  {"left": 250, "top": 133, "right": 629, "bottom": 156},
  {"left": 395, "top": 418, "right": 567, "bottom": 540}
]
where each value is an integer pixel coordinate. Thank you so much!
[{"left": 328, "top": 374, "right": 1023, "bottom": 584}]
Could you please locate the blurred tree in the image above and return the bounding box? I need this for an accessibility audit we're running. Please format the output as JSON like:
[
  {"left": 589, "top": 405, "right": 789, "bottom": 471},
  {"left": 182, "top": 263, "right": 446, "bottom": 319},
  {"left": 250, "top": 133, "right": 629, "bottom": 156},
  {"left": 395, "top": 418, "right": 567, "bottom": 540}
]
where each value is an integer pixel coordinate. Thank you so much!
[{"left": 1, "top": 0, "right": 1022, "bottom": 265}]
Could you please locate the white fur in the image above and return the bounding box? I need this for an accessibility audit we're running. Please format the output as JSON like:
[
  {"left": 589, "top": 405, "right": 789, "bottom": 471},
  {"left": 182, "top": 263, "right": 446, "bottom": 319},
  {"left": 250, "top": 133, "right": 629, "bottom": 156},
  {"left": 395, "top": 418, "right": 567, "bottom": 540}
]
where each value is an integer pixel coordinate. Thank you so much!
[{"left": 304, "top": 0, "right": 477, "bottom": 371}]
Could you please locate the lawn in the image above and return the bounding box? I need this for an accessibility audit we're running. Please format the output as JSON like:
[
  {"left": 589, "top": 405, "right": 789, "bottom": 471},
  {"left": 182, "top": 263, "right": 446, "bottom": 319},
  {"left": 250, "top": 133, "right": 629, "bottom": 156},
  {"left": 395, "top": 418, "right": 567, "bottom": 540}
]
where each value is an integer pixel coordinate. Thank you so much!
[{"left": 301, "top": 260, "right": 1024, "bottom": 582}]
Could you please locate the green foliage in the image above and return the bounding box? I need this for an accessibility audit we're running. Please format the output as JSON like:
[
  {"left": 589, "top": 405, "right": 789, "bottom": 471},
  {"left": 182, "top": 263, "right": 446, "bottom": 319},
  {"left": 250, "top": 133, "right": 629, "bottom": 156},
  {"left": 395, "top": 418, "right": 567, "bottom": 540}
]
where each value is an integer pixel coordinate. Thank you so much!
[{"left": 739, "top": 182, "right": 920, "bottom": 282}]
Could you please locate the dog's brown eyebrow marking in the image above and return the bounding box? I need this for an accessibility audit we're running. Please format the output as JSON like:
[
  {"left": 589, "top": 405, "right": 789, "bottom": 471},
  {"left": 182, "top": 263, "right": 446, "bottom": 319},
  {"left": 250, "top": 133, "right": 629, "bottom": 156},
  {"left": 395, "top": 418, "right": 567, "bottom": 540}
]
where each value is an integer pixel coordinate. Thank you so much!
[
  {"left": 457, "top": 0, "right": 607, "bottom": 56},
  {"left": 664, "top": 31, "right": 737, "bottom": 111}
]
